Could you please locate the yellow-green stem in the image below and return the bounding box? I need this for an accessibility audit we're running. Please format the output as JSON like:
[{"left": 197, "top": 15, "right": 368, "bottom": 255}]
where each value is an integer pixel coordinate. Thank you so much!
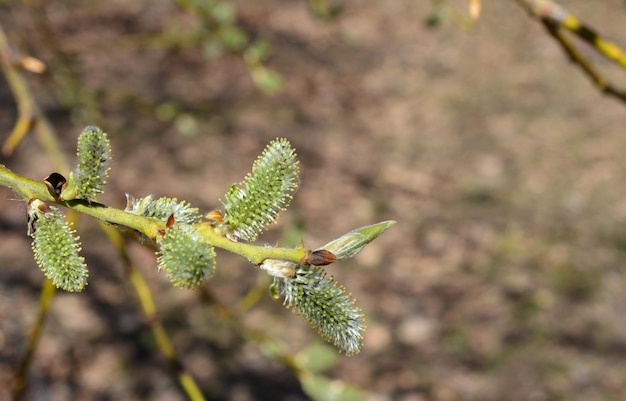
[{"left": 0, "top": 164, "right": 308, "bottom": 268}]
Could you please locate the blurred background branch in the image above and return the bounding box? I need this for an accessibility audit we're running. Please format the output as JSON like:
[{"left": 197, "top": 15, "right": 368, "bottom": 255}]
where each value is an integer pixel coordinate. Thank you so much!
[{"left": 515, "top": 0, "right": 626, "bottom": 103}]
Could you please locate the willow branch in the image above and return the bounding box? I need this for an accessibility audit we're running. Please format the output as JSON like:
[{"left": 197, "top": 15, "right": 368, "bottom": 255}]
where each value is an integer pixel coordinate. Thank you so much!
[
  {"left": 0, "top": 164, "right": 309, "bottom": 266},
  {"left": 515, "top": 0, "right": 626, "bottom": 104}
]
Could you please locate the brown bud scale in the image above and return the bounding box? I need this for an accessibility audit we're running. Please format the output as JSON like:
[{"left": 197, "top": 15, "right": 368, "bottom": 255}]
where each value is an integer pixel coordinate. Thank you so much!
[{"left": 301, "top": 249, "right": 337, "bottom": 266}]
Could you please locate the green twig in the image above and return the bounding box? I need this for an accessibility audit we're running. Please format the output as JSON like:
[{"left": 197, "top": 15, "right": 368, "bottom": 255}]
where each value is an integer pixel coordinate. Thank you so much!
[{"left": 0, "top": 164, "right": 309, "bottom": 266}]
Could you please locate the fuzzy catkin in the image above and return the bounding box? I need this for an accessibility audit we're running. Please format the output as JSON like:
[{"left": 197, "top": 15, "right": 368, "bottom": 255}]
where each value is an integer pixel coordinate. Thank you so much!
[
  {"left": 157, "top": 224, "right": 216, "bottom": 288},
  {"left": 32, "top": 210, "right": 88, "bottom": 292},
  {"left": 221, "top": 138, "right": 299, "bottom": 241},
  {"left": 280, "top": 265, "right": 365, "bottom": 355},
  {"left": 70, "top": 125, "right": 111, "bottom": 200}
]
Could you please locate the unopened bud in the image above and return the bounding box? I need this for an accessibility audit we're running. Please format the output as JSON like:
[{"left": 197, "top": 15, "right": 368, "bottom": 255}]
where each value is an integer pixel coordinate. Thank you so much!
[{"left": 260, "top": 259, "right": 297, "bottom": 278}]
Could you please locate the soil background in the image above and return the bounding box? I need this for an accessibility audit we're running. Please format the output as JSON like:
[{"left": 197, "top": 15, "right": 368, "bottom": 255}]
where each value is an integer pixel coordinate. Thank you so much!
[{"left": 2, "top": 1, "right": 626, "bottom": 400}]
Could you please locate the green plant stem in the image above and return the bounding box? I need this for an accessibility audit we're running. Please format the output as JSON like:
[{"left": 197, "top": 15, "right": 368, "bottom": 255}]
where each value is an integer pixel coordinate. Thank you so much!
[
  {"left": 0, "top": 164, "right": 47, "bottom": 200},
  {"left": 0, "top": 164, "right": 309, "bottom": 266},
  {"left": 0, "top": 164, "right": 165, "bottom": 238},
  {"left": 195, "top": 224, "right": 307, "bottom": 265}
]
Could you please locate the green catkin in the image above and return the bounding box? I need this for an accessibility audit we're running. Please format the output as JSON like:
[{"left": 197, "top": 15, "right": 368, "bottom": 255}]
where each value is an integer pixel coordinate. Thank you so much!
[
  {"left": 62, "top": 126, "right": 112, "bottom": 200},
  {"left": 221, "top": 138, "right": 299, "bottom": 241},
  {"left": 279, "top": 265, "right": 365, "bottom": 355},
  {"left": 125, "top": 195, "right": 201, "bottom": 224},
  {"left": 31, "top": 208, "right": 88, "bottom": 292},
  {"left": 157, "top": 224, "right": 216, "bottom": 288}
]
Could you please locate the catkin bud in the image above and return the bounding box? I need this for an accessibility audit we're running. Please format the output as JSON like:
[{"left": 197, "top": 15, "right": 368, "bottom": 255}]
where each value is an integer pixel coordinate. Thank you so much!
[
  {"left": 260, "top": 259, "right": 297, "bottom": 278},
  {"left": 318, "top": 220, "right": 396, "bottom": 260}
]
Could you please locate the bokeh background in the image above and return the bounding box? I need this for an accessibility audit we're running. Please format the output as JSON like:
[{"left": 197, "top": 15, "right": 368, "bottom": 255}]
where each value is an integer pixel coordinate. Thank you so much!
[{"left": 2, "top": 1, "right": 626, "bottom": 400}]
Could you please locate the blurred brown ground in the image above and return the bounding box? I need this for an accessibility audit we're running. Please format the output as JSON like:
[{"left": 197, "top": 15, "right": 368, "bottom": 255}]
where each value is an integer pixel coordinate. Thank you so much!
[{"left": 1, "top": 1, "right": 626, "bottom": 400}]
